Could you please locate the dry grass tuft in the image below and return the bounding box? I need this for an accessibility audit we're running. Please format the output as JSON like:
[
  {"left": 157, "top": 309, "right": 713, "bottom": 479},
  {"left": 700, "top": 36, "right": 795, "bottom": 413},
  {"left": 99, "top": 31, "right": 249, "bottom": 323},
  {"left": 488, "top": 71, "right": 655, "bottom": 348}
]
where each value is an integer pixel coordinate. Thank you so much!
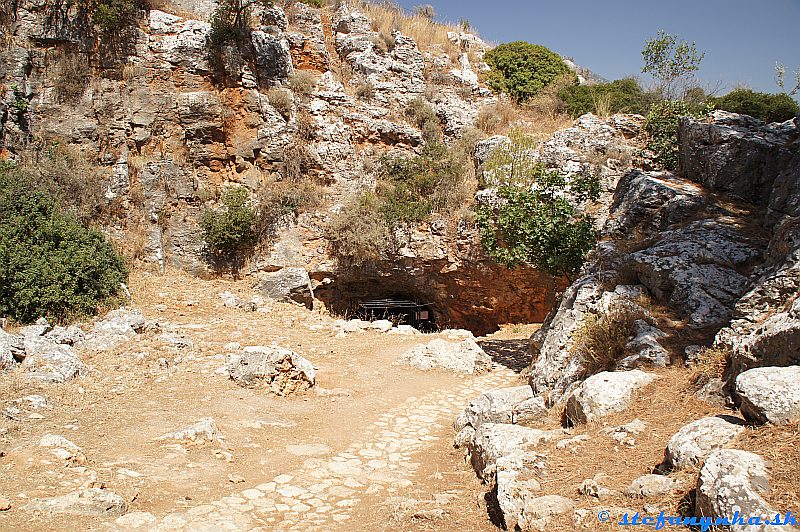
[
  {"left": 571, "top": 304, "right": 645, "bottom": 376},
  {"left": 736, "top": 421, "right": 800, "bottom": 514},
  {"left": 689, "top": 346, "right": 729, "bottom": 388},
  {"left": 354, "top": 0, "right": 465, "bottom": 57}
]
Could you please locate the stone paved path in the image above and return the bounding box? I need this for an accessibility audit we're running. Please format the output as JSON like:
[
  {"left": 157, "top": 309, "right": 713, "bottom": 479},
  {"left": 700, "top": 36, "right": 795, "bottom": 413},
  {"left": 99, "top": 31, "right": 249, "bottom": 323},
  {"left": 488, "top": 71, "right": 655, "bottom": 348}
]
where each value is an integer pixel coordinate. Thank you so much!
[{"left": 136, "top": 363, "right": 519, "bottom": 531}]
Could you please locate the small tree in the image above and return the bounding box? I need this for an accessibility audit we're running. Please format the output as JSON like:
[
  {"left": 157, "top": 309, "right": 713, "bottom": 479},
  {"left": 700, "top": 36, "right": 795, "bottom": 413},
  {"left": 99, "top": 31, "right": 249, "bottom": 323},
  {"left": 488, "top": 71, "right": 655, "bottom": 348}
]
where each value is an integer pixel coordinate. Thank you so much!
[
  {"left": 641, "top": 31, "right": 704, "bottom": 100},
  {"left": 775, "top": 62, "right": 800, "bottom": 97},
  {"left": 477, "top": 132, "right": 600, "bottom": 279},
  {"left": 199, "top": 187, "right": 257, "bottom": 273}
]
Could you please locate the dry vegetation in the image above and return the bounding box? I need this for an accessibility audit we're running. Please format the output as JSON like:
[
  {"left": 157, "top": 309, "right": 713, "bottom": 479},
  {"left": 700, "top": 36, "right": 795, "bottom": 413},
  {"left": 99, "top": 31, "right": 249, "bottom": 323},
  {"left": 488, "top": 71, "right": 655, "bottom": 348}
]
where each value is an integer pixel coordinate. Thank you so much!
[
  {"left": 353, "top": 0, "right": 465, "bottom": 57},
  {"left": 571, "top": 303, "right": 645, "bottom": 376}
]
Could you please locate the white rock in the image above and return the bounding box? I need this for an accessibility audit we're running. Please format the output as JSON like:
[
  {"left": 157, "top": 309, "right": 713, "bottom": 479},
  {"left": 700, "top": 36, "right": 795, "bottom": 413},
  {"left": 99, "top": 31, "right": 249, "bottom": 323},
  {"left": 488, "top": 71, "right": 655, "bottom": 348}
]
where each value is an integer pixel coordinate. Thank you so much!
[
  {"left": 23, "top": 488, "right": 127, "bottom": 516},
  {"left": 227, "top": 346, "right": 315, "bottom": 395},
  {"left": 563, "top": 371, "right": 658, "bottom": 424},
  {"left": 663, "top": 416, "right": 746, "bottom": 471},
  {"left": 398, "top": 338, "right": 491, "bottom": 374},
  {"left": 735, "top": 366, "right": 800, "bottom": 425},
  {"left": 453, "top": 385, "right": 534, "bottom": 437},
  {"left": 468, "top": 423, "right": 555, "bottom": 481},
  {"left": 156, "top": 418, "right": 222, "bottom": 443},
  {"left": 624, "top": 474, "right": 683, "bottom": 498}
]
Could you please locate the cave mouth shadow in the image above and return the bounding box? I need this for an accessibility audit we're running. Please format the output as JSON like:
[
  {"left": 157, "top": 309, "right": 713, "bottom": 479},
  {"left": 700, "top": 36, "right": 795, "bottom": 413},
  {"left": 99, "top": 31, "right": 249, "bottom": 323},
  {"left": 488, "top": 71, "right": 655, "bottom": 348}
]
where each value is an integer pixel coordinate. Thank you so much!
[{"left": 477, "top": 339, "right": 531, "bottom": 373}]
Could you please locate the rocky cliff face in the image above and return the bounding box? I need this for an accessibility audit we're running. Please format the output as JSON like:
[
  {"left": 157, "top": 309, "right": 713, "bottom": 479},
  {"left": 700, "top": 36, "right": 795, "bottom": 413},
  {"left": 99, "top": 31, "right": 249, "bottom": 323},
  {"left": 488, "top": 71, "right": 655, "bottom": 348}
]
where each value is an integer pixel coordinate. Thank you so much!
[
  {"left": 0, "top": 1, "right": 639, "bottom": 333},
  {"left": 528, "top": 111, "right": 799, "bottom": 401}
]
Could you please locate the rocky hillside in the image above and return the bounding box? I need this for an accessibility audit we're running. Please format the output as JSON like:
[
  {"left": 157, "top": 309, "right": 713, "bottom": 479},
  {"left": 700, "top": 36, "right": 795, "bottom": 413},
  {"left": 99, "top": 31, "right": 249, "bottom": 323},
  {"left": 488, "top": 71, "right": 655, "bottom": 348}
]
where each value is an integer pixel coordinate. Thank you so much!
[{"left": 454, "top": 111, "right": 800, "bottom": 529}]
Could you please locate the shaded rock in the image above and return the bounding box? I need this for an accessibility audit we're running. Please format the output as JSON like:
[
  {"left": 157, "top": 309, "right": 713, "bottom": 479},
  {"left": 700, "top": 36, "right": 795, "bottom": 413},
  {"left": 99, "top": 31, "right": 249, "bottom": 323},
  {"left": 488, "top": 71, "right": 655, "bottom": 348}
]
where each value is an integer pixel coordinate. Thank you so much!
[
  {"left": 735, "top": 366, "right": 800, "bottom": 425},
  {"left": 23, "top": 488, "right": 127, "bottom": 516},
  {"left": 695, "top": 449, "right": 793, "bottom": 532},
  {"left": 398, "top": 338, "right": 491, "bottom": 374},
  {"left": 624, "top": 474, "right": 682, "bottom": 499},
  {"left": 44, "top": 325, "right": 85, "bottom": 346},
  {"left": 618, "top": 320, "right": 669, "bottom": 369},
  {"left": 227, "top": 346, "right": 315, "bottom": 395},
  {"left": 662, "top": 416, "right": 746, "bottom": 471},
  {"left": 454, "top": 426, "right": 475, "bottom": 449},
  {"left": 256, "top": 267, "right": 314, "bottom": 308},
  {"left": 468, "top": 423, "right": 555, "bottom": 481},
  {"left": 20, "top": 318, "right": 51, "bottom": 338},
  {"left": 0, "top": 329, "right": 24, "bottom": 365},
  {"left": 563, "top": 370, "right": 658, "bottom": 425},
  {"left": 454, "top": 385, "right": 534, "bottom": 436},
  {"left": 517, "top": 495, "right": 574, "bottom": 532},
  {"left": 512, "top": 396, "right": 549, "bottom": 426},
  {"left": 679, "top": 111, "right": 799, "bottom": 217},
  {"left": 156, "top": 418, "right": 222, "bottom": 443}
]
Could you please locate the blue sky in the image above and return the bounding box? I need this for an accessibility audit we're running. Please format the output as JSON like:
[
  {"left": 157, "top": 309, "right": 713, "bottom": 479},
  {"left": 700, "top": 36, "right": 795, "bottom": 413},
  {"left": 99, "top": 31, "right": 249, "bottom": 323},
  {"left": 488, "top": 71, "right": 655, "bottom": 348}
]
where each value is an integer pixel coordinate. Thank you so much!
[{"left": 394, "top": 0, "right": 800, "bottom": 97}]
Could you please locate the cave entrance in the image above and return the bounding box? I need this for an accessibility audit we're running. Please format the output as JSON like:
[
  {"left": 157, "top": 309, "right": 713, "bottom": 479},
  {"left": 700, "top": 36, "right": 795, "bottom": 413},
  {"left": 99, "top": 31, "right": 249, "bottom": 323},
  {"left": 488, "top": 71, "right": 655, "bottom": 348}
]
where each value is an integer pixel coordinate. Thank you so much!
[{"left": 356, "top": 298, "right": 436, "bottom": 332}]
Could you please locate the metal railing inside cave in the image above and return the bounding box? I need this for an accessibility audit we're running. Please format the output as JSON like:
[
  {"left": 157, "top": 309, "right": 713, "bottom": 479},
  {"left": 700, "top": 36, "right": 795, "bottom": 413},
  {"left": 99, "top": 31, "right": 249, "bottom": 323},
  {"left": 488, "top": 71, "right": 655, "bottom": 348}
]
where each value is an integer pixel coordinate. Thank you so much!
[{"left": 356, "top": 298, "right": 436, "bottom": 331}]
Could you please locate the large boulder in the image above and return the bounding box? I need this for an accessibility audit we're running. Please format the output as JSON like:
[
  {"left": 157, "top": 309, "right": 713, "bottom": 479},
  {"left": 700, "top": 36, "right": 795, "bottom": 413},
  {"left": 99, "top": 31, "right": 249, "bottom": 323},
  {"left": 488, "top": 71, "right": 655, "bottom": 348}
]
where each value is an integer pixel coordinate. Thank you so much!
[
  {"left": 563, "top": 370, "right": 658, "bottom": 425},
  {"left": 398, "top": 338, "right": 491, "bottom": 375},
  {"left": 454, "top": 385, "right": 534, "bottom": 435},
  {"left": 661, "top": 416, "right": 746, "bottom": 471},
  {"left": 467, "top": 423, "right": 555, "bottom": 481},
  {"left": 20, "top": 342, "right": 84, "bottom": 383},
  {"left": 695, "top": 450, "right": 795, "bottom": 532},
  {"left": 226, "top": 346, "right": 315, "bottom": 395},
  {"left": 735, "top": 366, "right": 800, "bottom": 425},
  {"left": 679, "top": 111, "right": 800, "bottom": 220},
  {"left": 529, "top": 278, "right": 649, "bottom": 400},
  {"left": 256, "top": 267, "right": 314, "bottom": 308},
  {"left": 23, "top": 488, "right": 127, "bottom": 516}
]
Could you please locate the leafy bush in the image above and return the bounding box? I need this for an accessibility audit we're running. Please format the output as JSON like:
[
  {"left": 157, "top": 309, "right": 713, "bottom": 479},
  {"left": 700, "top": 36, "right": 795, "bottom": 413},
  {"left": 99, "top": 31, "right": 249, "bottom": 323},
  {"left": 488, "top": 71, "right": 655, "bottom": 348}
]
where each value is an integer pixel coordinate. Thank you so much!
[
  {"left": 0, "top": 163, "right": 127, "bottom": 323},
  {"left": 643, "top": 99, "right": 706, "bottom": 170},
  {"left": 713, "top": 88, "right": 799, "bottom": 124},
  {"left": 571, "top": 304, "right": 644, "bottom": 377},
  {"left": 209, "top": 0, "right": 253, "bottom": 46},
  {"left": 559, "top": 78, "right": 657, "bottom": 117},
  {"left": 641, "top": 31, "right": 704, "bottom": 100},
  {"left": 199, "top": 187, "right": 257, "bottom": 270},
  {"left": 483, "top": 41, "right": 572, "bottom": 103},
  {"left": 477, "top": 131, "right": 600, "bottom": 277},
  {"left": 93, "top": 0, "right": 140, "bottom": 33}
]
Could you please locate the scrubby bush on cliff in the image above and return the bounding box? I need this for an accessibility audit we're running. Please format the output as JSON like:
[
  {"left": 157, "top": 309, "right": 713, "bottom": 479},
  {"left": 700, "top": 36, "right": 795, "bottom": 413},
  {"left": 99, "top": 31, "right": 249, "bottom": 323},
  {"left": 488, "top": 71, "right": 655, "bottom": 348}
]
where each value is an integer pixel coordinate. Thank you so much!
[
  {"left": 0, "top": 162, "right": 128, "bottom": 324},
  {"left": 326, "top": 140, "right": 475, "bottom": 266},
  {"left": 571, "top": 304, "right": 645, "bottom": 376},
  {"left": 199, "top": 187, "right": 257, "bottom": 272},
  {"left": 559, "top": 78, "right": 657, "bottom": 117},
  {"left": 404, "top": 96, "right": 442, "bottom": 142},
  {"left": 476, "top": 133, "right": 599, "bottom": 278},
  {"left": 483, "top": 41, "right": 572, "bottom": 103},
  {"left": 643, "top": 99, "right": 708, "bottom": 171},
  {"left": 713, "top": 88, "right": 799, "bottom": 124}
]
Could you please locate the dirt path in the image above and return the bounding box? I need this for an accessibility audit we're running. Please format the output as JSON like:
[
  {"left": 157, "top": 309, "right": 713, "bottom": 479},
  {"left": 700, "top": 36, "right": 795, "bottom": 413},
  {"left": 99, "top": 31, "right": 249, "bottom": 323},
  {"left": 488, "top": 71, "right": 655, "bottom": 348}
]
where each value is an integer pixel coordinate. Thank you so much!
[{"left": 0, "top": 271, "right": 532, "bottom": 531}]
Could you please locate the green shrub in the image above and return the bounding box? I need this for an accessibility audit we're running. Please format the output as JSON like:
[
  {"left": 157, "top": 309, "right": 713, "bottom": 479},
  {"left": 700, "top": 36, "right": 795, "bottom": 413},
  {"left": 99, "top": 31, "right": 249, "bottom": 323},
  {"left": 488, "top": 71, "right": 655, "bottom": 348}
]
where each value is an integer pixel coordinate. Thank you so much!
[
  {"left": 93, "top": 0, "right": 139, "bottom": 33},
  {"left": 0, "top": 163, "right": 128, "bottom": 323},
  {"left": 476, "top": 133, "right": 600, "bottom": 277},
  {"left": 559, "top": 78, "right": 657, "bottom": 117},
  {"left": 713, "top": 88, "right": 799, "bottom": 124},
  {"left": 199, "top": 187, "right": 257, "bottom": 270},
  {"left": 483, "top": 41, "right": 572, "bottom": 103},
  {"left": 326, "top": 141, "right": 473, "bottom": 265},
  {"left": 643, "top": 99, "right": 707, "bottom": 171}
]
